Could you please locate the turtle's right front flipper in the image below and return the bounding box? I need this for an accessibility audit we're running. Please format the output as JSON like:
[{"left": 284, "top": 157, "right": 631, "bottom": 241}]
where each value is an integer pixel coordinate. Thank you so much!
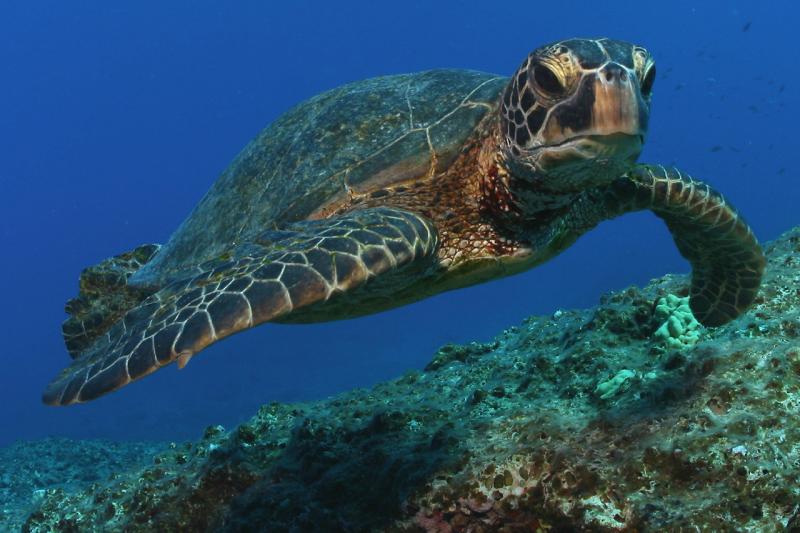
[{"left": 43, "top": 207, "right": 438, "bottom": 406}]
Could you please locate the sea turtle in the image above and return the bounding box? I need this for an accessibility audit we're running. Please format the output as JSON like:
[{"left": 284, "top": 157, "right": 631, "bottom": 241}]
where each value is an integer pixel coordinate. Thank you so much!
[{"left": 44, "top": 38, "right": 765, "bottom": 406}]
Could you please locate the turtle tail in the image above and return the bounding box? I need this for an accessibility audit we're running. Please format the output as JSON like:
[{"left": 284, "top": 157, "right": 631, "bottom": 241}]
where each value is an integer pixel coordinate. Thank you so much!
[{"left": 62, "top": 244, "right": 161, "bottom": 358}]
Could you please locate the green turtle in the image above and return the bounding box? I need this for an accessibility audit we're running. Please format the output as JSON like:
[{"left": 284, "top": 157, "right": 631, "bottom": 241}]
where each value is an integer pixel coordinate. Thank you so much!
[{"left": 44, "top": 38, "right": 765, "bottom": 406}]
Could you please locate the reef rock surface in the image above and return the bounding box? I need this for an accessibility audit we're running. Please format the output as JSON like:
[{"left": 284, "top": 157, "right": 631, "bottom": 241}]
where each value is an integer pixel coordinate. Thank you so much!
[{"left": 16, "top": 225, "right": 800, "bottom": 532}]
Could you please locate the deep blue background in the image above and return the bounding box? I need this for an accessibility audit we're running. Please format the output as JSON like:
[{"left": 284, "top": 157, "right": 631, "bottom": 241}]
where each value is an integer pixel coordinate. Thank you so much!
[{"left": 1, "top": 1, "right": 795, "bottom": 447}]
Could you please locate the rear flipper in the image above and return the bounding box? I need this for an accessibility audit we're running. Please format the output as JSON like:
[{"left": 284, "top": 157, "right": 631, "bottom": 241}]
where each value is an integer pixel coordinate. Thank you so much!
[
  {"left": 44, "top": 208, "right": 438, "bottom": 405},
  {"left": 62, "top": 244, "right": 161, "bottom": 356}
]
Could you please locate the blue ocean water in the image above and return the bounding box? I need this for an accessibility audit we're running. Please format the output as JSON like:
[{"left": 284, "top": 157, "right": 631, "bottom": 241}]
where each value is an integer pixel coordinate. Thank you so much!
[{"left": 0, "top": 0, "right": 795, "bottom": 447}]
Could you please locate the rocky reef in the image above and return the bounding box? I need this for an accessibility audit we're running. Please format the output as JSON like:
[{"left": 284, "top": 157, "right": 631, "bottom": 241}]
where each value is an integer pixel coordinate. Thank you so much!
[
  {"left": 0, "top": 439, "right": 163, "bottom": 530},
  {"left": 14, "top": 225, "right": 800, "bottom": 532}
]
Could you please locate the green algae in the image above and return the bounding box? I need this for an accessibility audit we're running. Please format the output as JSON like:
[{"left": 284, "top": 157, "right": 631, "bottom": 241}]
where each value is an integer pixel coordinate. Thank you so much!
[
  {"left": 13, "top": 225, "right": 800, "bottom": 532},
  {"left": 653, "top": 294, "right": 703, "bottom": 348},
  {"left": 595, "top": 368, "right": 637, "bottom": 399}
]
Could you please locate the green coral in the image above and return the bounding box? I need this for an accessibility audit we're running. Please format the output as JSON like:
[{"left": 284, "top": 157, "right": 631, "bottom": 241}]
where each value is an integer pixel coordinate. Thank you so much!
[
  {"left": 653, "top": 294, "right": 702, "bottom": 349},
  {"left": 595, "top": 369, "right": 637, "bottom": 399}
]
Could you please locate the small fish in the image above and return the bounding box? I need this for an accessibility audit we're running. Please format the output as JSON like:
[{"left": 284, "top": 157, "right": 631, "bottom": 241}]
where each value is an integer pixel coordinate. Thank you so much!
[
  {"left": 779, "top": 84, "right": 785, "bottom": 93},
  {"left": 742, "top": 21, "right": 752, "bottom": 32},
  {"left": 710, "top": 145, "right": 723, "bottom": 153},
  {"left": 778, "top": 168, "right": 786, "bottom": 175}
]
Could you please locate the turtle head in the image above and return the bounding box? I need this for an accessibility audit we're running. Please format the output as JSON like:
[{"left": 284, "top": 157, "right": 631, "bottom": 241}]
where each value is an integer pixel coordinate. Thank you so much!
[{"left": 498, "top": 38, "right": 655, "bottom": 211}]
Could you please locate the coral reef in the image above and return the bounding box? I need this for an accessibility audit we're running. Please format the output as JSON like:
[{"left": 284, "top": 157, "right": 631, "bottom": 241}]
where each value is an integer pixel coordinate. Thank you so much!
[
  {"left": 653, "top": 294, "right": 702, "bottom": 349},
  {"left": 0, "top": 438, "right": 164, "bottom": 531},
  {"left": 14, "top": 225, "right": 800, "bottom": 532}
]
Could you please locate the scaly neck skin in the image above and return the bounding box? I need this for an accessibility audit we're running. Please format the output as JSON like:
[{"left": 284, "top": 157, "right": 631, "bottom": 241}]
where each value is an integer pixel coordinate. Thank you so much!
[
  {"left": 333, "top": 113, "right": 563, "bottom": 271},
  {"left": 475, "top": 118, "right": 575, "bottom": 252}
]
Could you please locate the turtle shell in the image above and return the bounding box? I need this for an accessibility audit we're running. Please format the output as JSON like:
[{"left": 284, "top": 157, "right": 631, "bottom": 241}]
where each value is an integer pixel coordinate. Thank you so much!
[{"left": 132, "top": 69, "right": 507, "bottom": 286}]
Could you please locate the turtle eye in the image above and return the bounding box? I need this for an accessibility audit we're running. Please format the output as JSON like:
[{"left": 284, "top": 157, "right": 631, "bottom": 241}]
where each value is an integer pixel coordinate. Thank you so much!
[
  {"left": 532, "top": 64, "right": 565, "bottom": 96},
  {"left": 640, "top": 65, "right": 656, "bottom": 96}
]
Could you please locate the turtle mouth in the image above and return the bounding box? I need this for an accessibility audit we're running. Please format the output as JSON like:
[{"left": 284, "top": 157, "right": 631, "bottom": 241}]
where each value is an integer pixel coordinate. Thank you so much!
[
  {"left": 503, "top": 131, "right": 645, "bottom": 193},
  {"left": 515, "top": 132, "right": 644, "bottom": 191},
  {"left": 527, "top": 133, "right": 643, "bottom": 176},
  {"left": 546, "top": 133, "right": 644, "bottom": 160}
]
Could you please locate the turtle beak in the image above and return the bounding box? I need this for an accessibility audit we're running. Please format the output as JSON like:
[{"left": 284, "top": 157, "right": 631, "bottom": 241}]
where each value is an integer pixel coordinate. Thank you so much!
[
  {"left": 541, "top": 62, "right": 648, "bottom": 148},
  {"left": 589, "top": 62, "right": 647, "bottom": 141},
  {"left": 534, "top": 61, "right": 649, "bottom": 175}
]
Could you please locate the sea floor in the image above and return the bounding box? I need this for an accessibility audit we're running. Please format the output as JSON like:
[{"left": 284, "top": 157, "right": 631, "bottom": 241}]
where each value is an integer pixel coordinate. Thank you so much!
[
  {"left": 0, "top": 438, "right": 165, "bottom": 530},
  {"left": 4, "top": 225, "right": 800, "bottom": 532}
]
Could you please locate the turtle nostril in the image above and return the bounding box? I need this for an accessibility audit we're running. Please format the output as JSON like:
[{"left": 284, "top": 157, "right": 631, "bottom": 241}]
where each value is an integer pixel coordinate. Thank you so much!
[{"left": 601, "top": 63, "right": 628, "bottom": 84}]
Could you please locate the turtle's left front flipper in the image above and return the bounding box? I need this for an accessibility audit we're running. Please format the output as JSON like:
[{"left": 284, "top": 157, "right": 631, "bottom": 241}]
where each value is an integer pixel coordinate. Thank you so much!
[
  {"left": 597, "top": 165, "right": 765, "bottom": 326},
  {"left": 544, "top": 165, "right": 765, "bottom": 327},
  {"left": 43, "top": 207, "right": 438, "bottom": 405}
]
